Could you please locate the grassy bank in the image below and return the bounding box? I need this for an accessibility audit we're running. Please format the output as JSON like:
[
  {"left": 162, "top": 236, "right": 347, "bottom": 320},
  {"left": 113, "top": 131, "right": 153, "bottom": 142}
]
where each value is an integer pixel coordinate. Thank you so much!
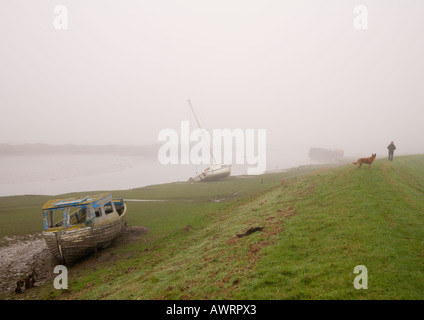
[
  {"left": 2, "top": 155, "right": 424, "bottom": 299},
  {"left": 0, "top": 165, "right": 320, "bottom": 238}
]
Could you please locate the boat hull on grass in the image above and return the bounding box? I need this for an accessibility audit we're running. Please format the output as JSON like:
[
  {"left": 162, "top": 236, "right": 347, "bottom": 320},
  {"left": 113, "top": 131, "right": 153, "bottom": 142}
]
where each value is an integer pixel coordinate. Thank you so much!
[
  {"left": 42, "top": 194, "right": 127, "bottom": 265},
  {"left": 43, "top": 211, "right": 126, "bottom": 265}
]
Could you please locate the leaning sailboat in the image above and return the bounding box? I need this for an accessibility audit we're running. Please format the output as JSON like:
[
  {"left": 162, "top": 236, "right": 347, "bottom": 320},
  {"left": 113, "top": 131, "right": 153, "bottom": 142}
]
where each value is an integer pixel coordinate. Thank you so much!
[
  {"left": 188, "top": 99, "right": 231, "bottom": 182},
  {"left": 190, "top": 163, "right": 232, "bottom": 182}
]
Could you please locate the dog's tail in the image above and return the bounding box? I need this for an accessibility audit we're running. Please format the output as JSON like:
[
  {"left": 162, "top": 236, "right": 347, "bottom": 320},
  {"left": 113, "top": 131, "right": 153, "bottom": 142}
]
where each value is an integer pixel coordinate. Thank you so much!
[{"left": 352, "top": 161, "right": 358, "bottom": 165}]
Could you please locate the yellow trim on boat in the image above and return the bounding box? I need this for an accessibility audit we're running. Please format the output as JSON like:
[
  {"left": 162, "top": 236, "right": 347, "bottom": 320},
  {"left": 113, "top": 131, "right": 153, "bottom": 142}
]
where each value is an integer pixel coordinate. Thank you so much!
[{"left": 44, "top": 224, "right": 85, "bottom": 232}]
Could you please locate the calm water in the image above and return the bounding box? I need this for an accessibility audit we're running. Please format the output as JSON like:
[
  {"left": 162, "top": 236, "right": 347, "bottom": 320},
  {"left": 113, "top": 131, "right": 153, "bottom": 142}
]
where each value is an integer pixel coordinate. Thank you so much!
[{"left": 0, "top": 147, "right": 311, "bottom": 196}]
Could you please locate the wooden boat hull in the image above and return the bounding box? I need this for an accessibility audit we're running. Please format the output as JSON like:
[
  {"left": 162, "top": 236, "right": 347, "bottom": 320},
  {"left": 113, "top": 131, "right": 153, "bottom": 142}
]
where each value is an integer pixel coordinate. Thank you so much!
[{"left": 43, "top": 204, "right": 126, "bottom": 265}]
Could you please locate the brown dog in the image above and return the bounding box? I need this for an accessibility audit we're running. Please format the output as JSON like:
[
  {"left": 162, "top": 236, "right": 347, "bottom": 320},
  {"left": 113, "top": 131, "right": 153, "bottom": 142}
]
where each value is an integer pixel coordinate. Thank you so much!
[{"left": 353, "top": 153, "right": 376, "bottom": 168}]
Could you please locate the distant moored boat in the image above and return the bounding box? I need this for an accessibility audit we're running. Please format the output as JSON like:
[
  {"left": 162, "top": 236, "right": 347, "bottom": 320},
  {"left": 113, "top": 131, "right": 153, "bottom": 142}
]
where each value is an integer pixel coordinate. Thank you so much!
[
  {"left": 187, "top": 99, "right": 232, "bottom": 182},
  {"left": 190, "top": 163, "right": 232, "bottom": 182}
]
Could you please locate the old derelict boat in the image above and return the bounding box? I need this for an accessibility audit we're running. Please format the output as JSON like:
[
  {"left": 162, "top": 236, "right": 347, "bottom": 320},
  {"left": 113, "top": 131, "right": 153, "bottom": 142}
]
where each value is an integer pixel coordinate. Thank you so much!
[{"left": 42, "top": 193, "right": 127, "bottom": 265}]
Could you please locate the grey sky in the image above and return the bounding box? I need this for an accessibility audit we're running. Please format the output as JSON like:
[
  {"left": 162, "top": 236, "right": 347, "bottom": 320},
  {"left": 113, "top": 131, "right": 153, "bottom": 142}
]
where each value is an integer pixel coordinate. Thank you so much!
[{"left": 1, "top": 0, "right": 424, "bottom": 156}]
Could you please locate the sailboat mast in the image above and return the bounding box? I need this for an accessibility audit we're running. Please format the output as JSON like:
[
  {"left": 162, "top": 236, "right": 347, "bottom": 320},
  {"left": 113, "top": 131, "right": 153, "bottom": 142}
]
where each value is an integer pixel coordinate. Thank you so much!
[
  {"left": 188, "top": 99, "right": 216, "bottom": 164},
  {"left": 188, "top": 99, "right": 203, "bottom": 134}
]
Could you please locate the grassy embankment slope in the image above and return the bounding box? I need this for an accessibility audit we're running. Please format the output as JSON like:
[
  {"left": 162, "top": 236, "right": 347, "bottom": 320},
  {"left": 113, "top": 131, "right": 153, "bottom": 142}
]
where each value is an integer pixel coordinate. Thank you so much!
[
  {"left": 2, "top": 155, "right": 424, "bottom": 299},
  {"left": 0, "top": 166, "right": 317, "bottom": 238}
]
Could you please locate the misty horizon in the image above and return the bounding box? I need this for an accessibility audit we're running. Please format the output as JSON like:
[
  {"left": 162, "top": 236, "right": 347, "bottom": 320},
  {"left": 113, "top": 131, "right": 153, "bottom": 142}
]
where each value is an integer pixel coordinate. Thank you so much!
[
  {"left": 1, "top": 1, "right": 424, "bottom": 155},
  {"left": 1, "top": 1, "right": 424, "bottom": 195}
]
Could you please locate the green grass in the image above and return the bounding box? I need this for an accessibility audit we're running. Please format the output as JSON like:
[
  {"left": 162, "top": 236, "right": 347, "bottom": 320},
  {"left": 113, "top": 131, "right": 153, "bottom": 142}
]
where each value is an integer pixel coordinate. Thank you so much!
[
  {"left": 0, "top": 166, "right": 319, "bottom": 237},
  {"left": 234, "top": 157, "right": 424, "bottom": 299},
  {"left": 2, "top": 155, "right": 424, "bottom": 299}
]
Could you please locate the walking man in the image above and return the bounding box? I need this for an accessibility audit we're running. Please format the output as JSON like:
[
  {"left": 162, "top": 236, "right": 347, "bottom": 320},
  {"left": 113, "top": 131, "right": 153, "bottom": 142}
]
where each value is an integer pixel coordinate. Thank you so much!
[{"left": 387, "top": 141, "right": 396, "bottom": 161}]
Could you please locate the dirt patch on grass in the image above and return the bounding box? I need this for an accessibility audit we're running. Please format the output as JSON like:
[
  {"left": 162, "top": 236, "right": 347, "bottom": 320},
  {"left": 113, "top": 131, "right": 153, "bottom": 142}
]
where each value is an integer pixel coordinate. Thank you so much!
[
  {"left": 115, "top": 226, "right": 149, "bottom": 246},
  {"left": 209, "top": 192, "right": 241, "bottom": 203},
  {"left": 0, "top": 226, "right": 149, "bottom": 297},
  {"left": 61, "top": 225, "right": 149, "bottom": 275},
  {"left": 294, "top": 182, "right": 318, "bottom": 198}
]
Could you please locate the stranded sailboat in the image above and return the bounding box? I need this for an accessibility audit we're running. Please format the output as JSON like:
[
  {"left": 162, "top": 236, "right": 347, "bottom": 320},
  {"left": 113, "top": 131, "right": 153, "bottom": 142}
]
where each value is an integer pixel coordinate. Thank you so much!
[
  {"left": 190, "top": 163, "right": 232, "bottom": 182},
  {"left": 188, "top": 99, "right": 231, "bottom": 182}
]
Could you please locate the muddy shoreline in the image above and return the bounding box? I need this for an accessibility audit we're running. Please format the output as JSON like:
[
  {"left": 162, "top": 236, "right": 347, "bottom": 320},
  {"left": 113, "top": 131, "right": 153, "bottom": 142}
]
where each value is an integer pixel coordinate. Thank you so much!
[{"left": 0, "top": 226, "right": 149, "bottom": 297}]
